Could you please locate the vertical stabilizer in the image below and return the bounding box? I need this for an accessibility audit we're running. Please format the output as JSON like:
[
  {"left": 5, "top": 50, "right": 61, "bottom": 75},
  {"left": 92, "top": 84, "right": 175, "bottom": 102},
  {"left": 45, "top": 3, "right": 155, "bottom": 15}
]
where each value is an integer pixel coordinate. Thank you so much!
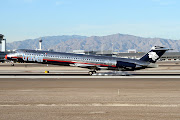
[{"left": 140, "top": 46, "right": 170, "bottom": 63}]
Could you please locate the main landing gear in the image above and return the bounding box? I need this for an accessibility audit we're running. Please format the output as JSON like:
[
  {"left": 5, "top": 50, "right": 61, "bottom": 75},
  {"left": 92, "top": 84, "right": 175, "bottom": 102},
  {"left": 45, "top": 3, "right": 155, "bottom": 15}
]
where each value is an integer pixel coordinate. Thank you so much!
[
  {"left": 88, "top": 71, "right": 96, "bottom": 75},
  {"left": 11, "top": 61, "right": 15, "bottom": 66}
]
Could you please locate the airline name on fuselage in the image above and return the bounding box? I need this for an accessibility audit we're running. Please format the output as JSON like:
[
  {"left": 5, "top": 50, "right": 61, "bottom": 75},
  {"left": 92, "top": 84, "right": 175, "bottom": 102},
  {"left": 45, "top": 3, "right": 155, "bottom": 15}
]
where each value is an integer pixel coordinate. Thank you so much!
[{"left": 22, "top": 54, "right": 43, "bottom": 62}]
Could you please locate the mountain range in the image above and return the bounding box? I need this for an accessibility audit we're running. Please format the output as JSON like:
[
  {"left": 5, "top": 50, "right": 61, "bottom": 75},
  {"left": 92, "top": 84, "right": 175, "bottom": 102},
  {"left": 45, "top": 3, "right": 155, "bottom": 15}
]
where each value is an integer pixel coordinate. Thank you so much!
[{"left": 6, "top": 33, "right": 180, "bottom": 52}]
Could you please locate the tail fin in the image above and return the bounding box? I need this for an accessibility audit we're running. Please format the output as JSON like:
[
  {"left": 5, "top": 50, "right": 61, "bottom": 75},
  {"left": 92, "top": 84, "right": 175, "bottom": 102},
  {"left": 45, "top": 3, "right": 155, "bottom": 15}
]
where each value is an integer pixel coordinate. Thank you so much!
[{"left": 140, "top": 46, "right": 170, "bottom": 63}]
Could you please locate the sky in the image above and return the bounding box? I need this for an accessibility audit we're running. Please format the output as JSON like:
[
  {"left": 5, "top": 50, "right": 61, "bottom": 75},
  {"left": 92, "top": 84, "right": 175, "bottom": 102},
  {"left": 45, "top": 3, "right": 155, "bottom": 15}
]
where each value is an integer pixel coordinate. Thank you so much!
[{"left": 1, "top": 0, "right": 180, "bottom": 42}]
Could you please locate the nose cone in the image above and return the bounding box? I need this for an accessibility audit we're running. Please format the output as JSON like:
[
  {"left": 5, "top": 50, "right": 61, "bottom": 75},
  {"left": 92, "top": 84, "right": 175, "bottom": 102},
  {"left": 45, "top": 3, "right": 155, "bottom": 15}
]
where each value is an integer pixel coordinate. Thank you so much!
[{"left": 5, "top": 55, "right": 8, "bottom": 59}]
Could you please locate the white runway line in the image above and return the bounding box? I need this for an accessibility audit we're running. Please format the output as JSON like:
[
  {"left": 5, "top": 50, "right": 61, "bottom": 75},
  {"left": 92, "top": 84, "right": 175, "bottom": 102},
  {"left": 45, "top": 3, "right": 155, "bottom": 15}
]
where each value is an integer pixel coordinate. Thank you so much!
[
  {"left": 0, "top": 103, "right": 179, "bottom": 107},
  {"left": 1, "top": 76, "right": 180, "bottom": 78},
  {"left": 0, "top": 70, "right": 89, "bottom": 73},
  {"left": 135, "top": 70, "right": 180, "bottom": 72},
  {"left": 1, "top": 70, "right": 180, "bottom": 73}
]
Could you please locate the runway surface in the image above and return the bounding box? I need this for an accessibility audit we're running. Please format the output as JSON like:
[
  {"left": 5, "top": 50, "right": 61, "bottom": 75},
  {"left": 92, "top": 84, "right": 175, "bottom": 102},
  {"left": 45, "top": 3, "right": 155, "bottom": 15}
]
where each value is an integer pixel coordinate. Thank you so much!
[
  {"left": 0, "top": 78, "right": 180, "bottom": 120},
  {"left": 0, "top": 62, "right": 180, "bottom": 120}
]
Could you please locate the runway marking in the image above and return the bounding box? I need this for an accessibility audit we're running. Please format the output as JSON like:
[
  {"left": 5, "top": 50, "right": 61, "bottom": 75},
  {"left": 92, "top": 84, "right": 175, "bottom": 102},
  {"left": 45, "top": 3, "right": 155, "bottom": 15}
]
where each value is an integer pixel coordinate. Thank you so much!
[
  {"left": 16, "top": 90, "right": 35, "bottom": 92},
  {"left": 1, "top": 70, "right": 180, "bottom": 73},
  {"left": 89, "top": 111, "right": 106, "bottom": 114},
  {"left": 1, "top": 76, "right": 180, "bottom": 78},
  {"left": 0, "top": 103, "right": 180, "bottom": 107}
]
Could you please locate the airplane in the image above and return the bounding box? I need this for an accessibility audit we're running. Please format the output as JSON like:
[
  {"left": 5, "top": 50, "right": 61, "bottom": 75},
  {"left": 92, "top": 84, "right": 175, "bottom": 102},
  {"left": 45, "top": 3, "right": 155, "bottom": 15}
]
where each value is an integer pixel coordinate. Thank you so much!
[{"left": 5, "top": 46, "right": 170, "bottom": 75}]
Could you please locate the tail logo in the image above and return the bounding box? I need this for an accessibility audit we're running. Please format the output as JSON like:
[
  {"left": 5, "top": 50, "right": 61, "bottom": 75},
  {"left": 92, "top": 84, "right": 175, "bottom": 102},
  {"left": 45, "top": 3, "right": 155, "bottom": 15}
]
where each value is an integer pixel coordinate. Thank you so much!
[{"left": 148, "top": 52, "right": 159, "bottom": 61}]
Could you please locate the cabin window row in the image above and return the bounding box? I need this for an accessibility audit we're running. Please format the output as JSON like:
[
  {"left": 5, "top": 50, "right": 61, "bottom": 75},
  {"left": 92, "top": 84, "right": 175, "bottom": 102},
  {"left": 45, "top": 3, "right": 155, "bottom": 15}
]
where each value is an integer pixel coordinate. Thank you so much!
[{"left": 24, "top": 53, "right": 102, "bottom": 62}]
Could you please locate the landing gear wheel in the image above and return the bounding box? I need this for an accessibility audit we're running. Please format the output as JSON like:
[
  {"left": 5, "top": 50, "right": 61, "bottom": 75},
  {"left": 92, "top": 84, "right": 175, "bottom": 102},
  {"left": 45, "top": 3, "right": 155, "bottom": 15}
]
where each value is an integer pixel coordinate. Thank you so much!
[{"left": 89, "top": 71, "right": 96, "bottom": 75}]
